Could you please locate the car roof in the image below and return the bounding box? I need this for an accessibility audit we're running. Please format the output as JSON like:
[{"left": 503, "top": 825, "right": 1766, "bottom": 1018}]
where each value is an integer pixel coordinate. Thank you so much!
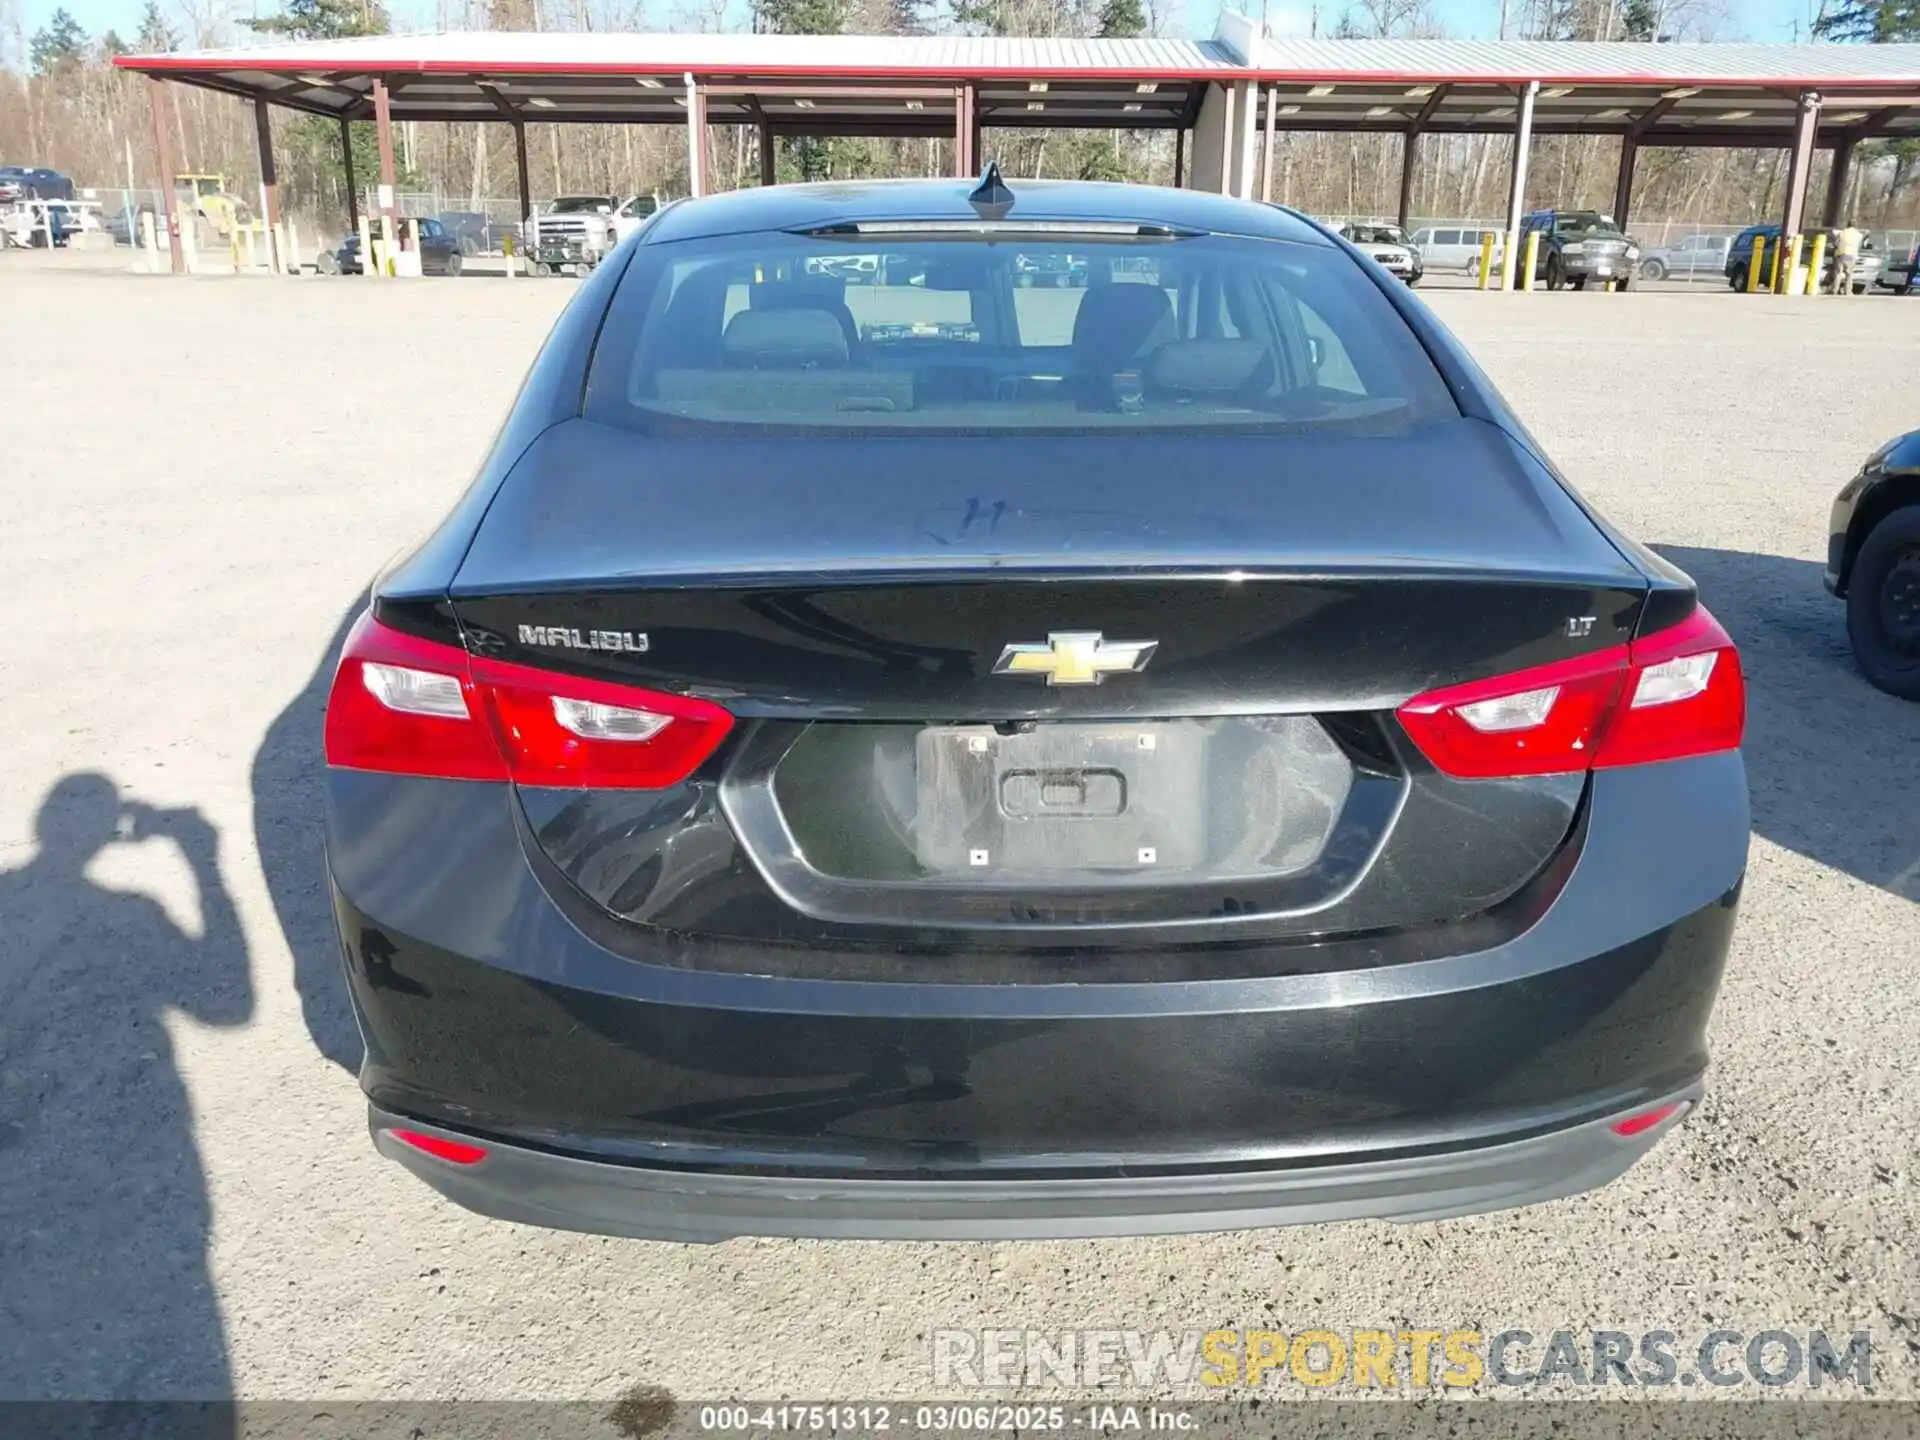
[{"left": 643, "top": 178, "right": 1333, "bottom": 247}]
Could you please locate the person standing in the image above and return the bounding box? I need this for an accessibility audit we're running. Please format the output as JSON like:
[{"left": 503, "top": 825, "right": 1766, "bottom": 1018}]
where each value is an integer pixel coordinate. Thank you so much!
[{"left": 1832, "top": 223, "right": 1865, "bottom": 295}]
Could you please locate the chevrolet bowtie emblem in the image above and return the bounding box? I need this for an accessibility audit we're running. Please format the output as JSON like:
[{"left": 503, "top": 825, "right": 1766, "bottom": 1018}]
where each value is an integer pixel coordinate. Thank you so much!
[{"left": 993, "top": 631, "right": 1158, "bottom": 687}]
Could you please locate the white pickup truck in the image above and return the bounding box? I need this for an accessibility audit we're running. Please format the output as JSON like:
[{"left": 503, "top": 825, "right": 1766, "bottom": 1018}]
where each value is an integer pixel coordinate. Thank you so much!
[{"left": 524, "top": 193, "right": 661, "bottom": 275}]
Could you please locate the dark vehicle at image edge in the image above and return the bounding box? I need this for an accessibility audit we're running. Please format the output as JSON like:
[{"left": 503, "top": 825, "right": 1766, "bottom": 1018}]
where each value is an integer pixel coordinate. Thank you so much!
[
  {"left": 323, "top": 217, "right": 465, "bottom": 276},
  {"left": 1828, "top": 430, "right": 1920, "bottom": 699},
  {"left": 322, "top": 178, "right": 1749, "bottom": 1242}
]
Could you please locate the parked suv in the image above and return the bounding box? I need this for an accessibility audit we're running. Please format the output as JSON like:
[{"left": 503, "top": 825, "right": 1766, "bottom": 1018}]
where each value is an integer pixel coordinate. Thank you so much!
[
  {"left": 1337, "top": 222, "right": 1423, "bottom": 285},
  {"left": 1726, "top": 225, "right": 1881, "bottom": 293},
  {"left": 1639, "top": 233, "right": 1730, "bottom": 282},
  {"left": 1520, "top": 210, "right": 1639, "bottom": 291}
]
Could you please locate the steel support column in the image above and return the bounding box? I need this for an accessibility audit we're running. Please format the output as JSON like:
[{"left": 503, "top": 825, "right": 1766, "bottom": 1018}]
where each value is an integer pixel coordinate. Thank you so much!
[
  {"left": 1398, "top": 86, "right": 1448, "bottom": 229},
  {"left": 340, "top": 116, "right": 359, "bottom": 232},
  {"left": 1397, "top": 133, "right": 1418, "bottom": 229},
  {"left": 253, "top": 97, "right": 281, "bottom": 271},
  {"left": 1500, "top": 80, "right": 1539, "bottom": 291},
  {"left": 967, "top": 84, "right": 982, "bottom": 175},
  {"left": 1613, "top": 135, "right": 1637, "bottom": 228},
  {"left": 1781, "top": 90, "right": 1820, "bottom": 237},
  {"left": 1219, "top": 81, "right": 1236, "bottom": 192},
  {"left": 1174, "top": 127, "right": 1185, "bottom": 189},
  {"left": 1824, "top": 133, "right": 1857, "bottom": 228},
  {"left": 759, "top": 116, "right": 776, "bottom": 187},
  {"left": 372, "top": 77, "right": 399, "bottom": 262},
  {"left": 513, "top": 122, "right": 530, "bottom": 222},
  {"left": 954, "top": 84, "right": 974, "bottom": 175},
  {"left": 148, "top": 77, "right": 184, "bottom": 274},
  {"left": 1262, "top": 87, "right": 1278, "bottom": 202},
  {"left": 683, "top": 73, "right": 707, "bottom": 197}
]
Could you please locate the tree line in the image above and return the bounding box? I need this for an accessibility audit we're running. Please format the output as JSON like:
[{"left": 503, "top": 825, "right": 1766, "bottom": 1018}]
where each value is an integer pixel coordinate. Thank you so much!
[{"left": 3, "top": 0, "right": 1918, "bottom": 243}]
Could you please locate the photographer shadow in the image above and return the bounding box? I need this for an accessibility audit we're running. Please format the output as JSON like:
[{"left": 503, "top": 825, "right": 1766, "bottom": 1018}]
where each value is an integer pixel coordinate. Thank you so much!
[
  {"left": 253, "top": 606, "right": 363, "bottom": 1073},
  {"left": 0, "top": 774, "right": 251, "bottom": 1418}
]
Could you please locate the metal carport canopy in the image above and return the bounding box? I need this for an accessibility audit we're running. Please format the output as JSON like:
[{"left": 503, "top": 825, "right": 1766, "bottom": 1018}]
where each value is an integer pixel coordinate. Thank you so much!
[
  {"left": 111, "top": 33, "right": 1246, "bottom": 134},
  {"left": 1246, "top": 38, "right": 1920, "bottom": 145},
  {"left": 111, "top": 31, "right": 1920, "bottom": 144}
]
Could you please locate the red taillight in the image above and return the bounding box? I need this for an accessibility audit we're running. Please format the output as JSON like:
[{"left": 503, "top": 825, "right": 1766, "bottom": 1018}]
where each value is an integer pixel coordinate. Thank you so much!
[
  {"left": 472, "top": 655, "right": 734, "bottom": 789},
  {"left": 323, "top": 611, "right": 508, "bottom": 782},
  {"left": 324, "top": 611, "right": 734, "bottom": 789},
  {"left": 1397, "top": 605, "right": 1744, "bottom": 780},
  {"left": 388, "top": 1128, "right": 489, "bottom": 1165},
  {"left": 1609, "top": 1102, "right": 1683, "bottom": 1138},
  {"left": 1593, "top": 607, "right": 1745, "bottom": 769}
]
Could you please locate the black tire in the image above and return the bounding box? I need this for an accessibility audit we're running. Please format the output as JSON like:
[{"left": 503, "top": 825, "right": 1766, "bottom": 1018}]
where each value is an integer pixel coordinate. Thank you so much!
[
  {"left": 1545, "top": 256, "right": 1565, "bottom": 291},
  {"left": 316, "top": 249, "right": 340, "bottom": 275},
  {"left": 530, "top": 261, "right": 551, "bottom": 277},
  {"left": 1641, "top": 260, "right": 1667, "bottom": 281},
  {"left": 459, "top": 235, "right": 479, "bottom": 256},
  {"left": 1405, "top": 274, "right": 1420, "bottom": 287},
  {"left": 1728, "top": 270, "right": 1745, "bottom": 291},
  {"left": 1845, "top": 505, "right": 1920, "bottom": 700},
  {"left": 444, "top": 251, "right": 462, "bottom": 277}
]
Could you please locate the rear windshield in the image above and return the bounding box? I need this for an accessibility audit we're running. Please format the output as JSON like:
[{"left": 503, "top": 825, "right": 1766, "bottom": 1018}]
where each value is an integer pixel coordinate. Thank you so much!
[{"left": 585, "top": 229, "right": 1458, "bottom": 437}]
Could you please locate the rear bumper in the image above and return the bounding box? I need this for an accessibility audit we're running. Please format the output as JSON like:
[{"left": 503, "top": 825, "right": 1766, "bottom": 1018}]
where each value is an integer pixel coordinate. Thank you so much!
[
  {"left": 329, "top": 752, "right": 1747, "bottom": 1237},
  {"left": 371, "top": 1093, "right": 1696, "bottom": 1242}
]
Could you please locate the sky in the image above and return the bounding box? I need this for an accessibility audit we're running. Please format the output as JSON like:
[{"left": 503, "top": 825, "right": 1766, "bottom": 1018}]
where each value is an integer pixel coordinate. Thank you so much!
[{"left": 11, "top": 0, "right": 1824, "bottom": 57}]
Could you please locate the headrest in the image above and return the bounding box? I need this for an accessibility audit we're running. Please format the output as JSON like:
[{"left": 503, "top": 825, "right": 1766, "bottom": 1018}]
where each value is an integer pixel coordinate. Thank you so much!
[
  {"left": 1070, "top": 283, "right": 1175, "bottom": 363},
  {"left": 721, "top": 308, "right": 850, "bottom": 370},
  {"left": 750, "top": 281, "right": 851, "bottom": 316},
  {"left": 1145, "top": 339, "right": 1271, "bottom": 397}
]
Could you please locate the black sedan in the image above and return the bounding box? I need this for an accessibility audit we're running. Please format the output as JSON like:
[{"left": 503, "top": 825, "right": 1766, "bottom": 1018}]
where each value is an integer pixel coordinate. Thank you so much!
[
  {"left": 323, "top": 176, "right": 1748, "bottom": 1241},
  {"left": 320, "top": 215, "right": 464, "bottom": 276},
  {"left": 1827, "top": 431, "right": 1920, "bottom": 698}
]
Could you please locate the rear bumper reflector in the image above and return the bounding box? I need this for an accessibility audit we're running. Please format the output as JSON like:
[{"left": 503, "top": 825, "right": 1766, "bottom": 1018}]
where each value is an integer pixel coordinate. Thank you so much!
[
  {"left": 386, "top": 1128, "right": 490, "bottom": 1166},
  {"left": 1608, "top": 1101, "right": 1685, "bottom": 1138}
]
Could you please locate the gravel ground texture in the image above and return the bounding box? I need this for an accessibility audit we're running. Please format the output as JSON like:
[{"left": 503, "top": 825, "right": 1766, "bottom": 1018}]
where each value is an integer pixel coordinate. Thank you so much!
[{"left": 1, "top": 246, "right": 1916, "bottom": 1418}]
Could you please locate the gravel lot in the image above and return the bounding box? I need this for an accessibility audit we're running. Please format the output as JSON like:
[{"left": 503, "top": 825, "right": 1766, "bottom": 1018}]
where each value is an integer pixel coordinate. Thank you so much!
[{"left": 2, "top": 247, "right": 1916, "bottom": 1419}]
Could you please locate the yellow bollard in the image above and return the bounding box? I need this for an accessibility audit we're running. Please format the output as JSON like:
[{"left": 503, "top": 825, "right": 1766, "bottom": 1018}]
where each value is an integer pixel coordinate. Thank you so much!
[
  {"left": 357, "top": 216, "right": 372, "bottom": 277},
  {"left": 1476, "top": 231, "right": 1495, "bottom": 290},
  {"left": 1781, "top": 234, "right": 1802, "bottom": 297},
  {"left": 230, "top": 233, "right": 242, "bottom": 273},
  {"left": 1768, "top": 238, "right": 1783, "bottom": 294},
  {"left": 1746, "top": 237, "right": 1766, "bottom": 293},
  {"left": 503, "top": 233, "right": 516, "bottom": 279},
  {"left": 139, "top": 211, "right": 158, "bottom": 273},
  {"left": 1519, "top": 231, "right": 1541, "bottom": 292},
  {"left": 1805, "top": 232, "right": 1827, "bottom": 295}
]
